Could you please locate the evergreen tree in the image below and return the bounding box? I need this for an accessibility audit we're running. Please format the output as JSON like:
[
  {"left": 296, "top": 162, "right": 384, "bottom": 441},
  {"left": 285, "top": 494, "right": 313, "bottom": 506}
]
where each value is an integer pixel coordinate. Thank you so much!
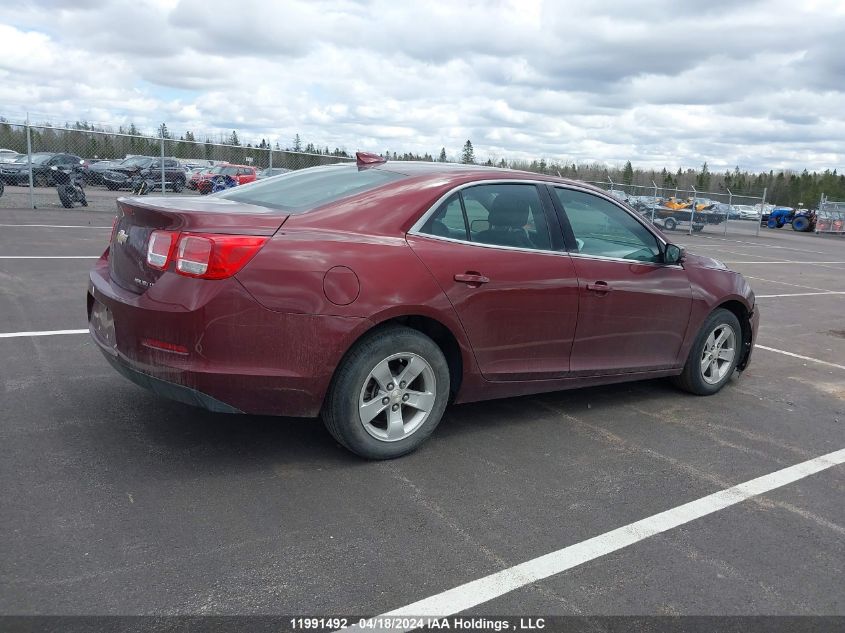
[
  {"left": 292, "top": 134, "right": 302, "bottom": 152},
  {"left": 460, "top": 140, "right": 475, "bottom": 164},
  {"left": 622, "top": 160, "right": 634, "bottom": 185},
  {"left": 695, "top": 161, "right": 711, "bottom": 191},
  {"left": 438, "top": 147, "right": 447, "bottom": 162}
]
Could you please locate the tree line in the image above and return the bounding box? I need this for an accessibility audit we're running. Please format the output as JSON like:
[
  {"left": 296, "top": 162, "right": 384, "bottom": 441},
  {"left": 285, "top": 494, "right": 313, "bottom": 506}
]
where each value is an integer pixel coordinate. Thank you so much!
[{"left": 1, "top": 119, "right": 842, "bottom": 206}]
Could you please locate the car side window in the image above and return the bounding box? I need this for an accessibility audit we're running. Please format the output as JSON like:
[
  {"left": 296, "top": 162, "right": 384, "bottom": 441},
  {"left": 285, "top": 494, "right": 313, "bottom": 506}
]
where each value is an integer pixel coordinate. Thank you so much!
[
  {"left": 554, "top": 188, "right": 661, "bottom": 263},
  {"left": 463, "top": 184, "right": 551, "bottom": 251},
  {"left": 419, "top": 193, "right": 468, "bottom": 241}
]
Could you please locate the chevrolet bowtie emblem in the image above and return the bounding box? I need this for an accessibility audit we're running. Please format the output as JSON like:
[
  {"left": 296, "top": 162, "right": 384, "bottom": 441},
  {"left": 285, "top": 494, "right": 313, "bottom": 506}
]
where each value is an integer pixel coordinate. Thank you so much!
[{"left": 116, "top": 229, "right": 128, "bottom": 244}]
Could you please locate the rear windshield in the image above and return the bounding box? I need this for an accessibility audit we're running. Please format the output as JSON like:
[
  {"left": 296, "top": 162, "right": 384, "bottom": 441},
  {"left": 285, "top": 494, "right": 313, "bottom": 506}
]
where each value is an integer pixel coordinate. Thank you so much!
[{"left": 216, "top": 164, "right": 405, "bottom": 213}]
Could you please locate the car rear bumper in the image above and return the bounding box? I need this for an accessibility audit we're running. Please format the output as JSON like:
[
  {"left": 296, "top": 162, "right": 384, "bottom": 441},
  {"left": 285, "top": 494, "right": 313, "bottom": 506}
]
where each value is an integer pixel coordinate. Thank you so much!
[{"left": 88, "top": 257, "right": 370, "bottom": 418}]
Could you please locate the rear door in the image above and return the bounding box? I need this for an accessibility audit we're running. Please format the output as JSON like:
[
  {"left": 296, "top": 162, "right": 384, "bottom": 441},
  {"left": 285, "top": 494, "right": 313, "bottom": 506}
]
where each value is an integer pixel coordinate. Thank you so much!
[
  {"left": 550, "top": 186, "right": 692, "bottom": 374},
  {"left": 408, "top": 182, "right": 579, "bottom": 381}
]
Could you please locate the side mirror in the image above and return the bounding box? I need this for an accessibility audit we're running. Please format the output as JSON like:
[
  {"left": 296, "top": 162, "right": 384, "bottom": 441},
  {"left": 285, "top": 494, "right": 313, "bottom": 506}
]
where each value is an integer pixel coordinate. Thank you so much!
[
  {"left": 50, "top": 165, "right": 58, "bottom": 171},
  {"left": 664, "top": 243, "right": 685, "bottom": 265}
]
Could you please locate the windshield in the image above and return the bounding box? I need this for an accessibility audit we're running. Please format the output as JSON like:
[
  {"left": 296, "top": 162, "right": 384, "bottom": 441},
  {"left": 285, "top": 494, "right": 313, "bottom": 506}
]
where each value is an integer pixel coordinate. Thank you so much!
[
  {"left": 121, "top": 156, "right": 153, "bottom": 167},
  {"left": 29, "top": 154, "right": 54, "bottom": 165},
  {"left": 217, "top": 164, "right": 405, "bottom": 213}
]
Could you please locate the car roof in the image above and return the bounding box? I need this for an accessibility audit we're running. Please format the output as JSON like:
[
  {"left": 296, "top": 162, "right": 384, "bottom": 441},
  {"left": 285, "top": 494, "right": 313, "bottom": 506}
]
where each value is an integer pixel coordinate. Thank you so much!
[{"left": 359, "top": 160, "right": 600, "bottom": 193}]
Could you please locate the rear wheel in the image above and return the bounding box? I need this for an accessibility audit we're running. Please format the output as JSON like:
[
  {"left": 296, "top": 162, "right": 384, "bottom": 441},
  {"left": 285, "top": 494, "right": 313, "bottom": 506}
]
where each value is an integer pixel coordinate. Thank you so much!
[
  {"left": 663, "top": 217, "right": 677, "bottom": 231},
  {"left": 172, "top": 177, "right": 184, "bottom": 193},
  {"left": 672, "top": 308, "right": 741, "bottom": 395},
  {"left": 322, "top": 325, "right": 450, "bottom": 459},
  {"left": 58, "top": 186, "right": 74, "bottom": 208}
]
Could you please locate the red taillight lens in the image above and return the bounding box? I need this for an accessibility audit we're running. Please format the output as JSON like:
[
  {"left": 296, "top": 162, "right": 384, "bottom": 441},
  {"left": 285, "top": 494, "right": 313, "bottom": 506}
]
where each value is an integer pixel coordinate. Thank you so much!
[
  {"left": 175, "top": 234, "right": 268, "bottom": 280},
  {"left": 141, "top": 337, "right": 189, "bottom": 355},
  {"left": 146, "top": 230, "right": 178, "bottom": 270}
]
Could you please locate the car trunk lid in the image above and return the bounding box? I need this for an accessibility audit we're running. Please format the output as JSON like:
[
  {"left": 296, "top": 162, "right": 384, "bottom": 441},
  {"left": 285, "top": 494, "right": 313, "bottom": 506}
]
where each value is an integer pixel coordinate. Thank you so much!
[{"left": 109, "top": 196, "right": 287, "bottom": 294}]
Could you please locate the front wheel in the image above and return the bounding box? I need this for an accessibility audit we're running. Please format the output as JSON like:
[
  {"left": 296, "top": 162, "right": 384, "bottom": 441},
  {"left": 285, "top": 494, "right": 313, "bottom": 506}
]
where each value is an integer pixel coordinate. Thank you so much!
[
  {"left": 663, "top": 217, "right": 677, "bottom": 231},
  {"left": 672, "top": 308, "right": 742, "bottom": 395},
  {"left": 322, "top": 325, "right": 450, "bottom": 459}
]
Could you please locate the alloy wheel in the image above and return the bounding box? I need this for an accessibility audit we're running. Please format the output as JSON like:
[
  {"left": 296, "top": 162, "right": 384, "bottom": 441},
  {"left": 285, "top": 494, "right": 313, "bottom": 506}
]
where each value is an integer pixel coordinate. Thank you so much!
[
  {"left": 700, "top": 324, "right": 736, "bottom": 385},
  {"left": 358, "top": 352, "right": 436, "bottom": 442}
]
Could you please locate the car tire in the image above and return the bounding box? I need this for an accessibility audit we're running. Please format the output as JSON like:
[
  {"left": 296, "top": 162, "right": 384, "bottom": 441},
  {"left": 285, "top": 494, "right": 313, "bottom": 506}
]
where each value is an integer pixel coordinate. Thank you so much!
[
  {"left": 172, "top": 178, "right": 184, "bottom": 193},
  {"left": 663, "top": 217, "right": 677, "bottom": 231},
  {"left": 671, "top": 308, "right": 742, "bottom": 396},
  {"left": 792, "top": 216, "right": 810, "bottom": 232},
  {"left": 692, "top": 224, "right": 704, "bottom": 232},
  {"left": 322, "top": 325, "right": 450, "bottom": 459},
  {"left": 105, "top": 183, "right": 119, "bottom": 191},
  {"left": 58, "top": 186, "right": 74, "bottom": 208}
]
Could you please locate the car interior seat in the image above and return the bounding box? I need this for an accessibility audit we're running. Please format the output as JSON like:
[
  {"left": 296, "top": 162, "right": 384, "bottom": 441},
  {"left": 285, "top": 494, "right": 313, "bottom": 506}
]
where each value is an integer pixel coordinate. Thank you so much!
[{"left": 474, "top": 192, "right": 534, "bottom": 248}]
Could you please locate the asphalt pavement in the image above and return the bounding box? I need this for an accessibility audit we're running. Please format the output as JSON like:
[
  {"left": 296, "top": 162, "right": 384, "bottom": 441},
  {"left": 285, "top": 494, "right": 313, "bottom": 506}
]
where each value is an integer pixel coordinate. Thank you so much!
[{"left": 1, "top": 204, "right": 843, "bottom": 629}]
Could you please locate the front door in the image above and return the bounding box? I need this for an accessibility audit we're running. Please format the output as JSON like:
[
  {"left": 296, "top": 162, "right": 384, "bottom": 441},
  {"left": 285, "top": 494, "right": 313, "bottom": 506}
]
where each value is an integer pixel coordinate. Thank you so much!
[{"left": 551, "top": 186, "right": 693, "bottom": 374}]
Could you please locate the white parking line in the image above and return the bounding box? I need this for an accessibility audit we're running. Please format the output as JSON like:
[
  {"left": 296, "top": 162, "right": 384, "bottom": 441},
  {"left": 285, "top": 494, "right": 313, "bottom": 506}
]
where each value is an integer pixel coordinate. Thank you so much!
[
  {"left": 0, "top": 224, "right": 111, "bottom": 229},
  {"left": 757, "top": 292, "right": 845, "bottom": 298},
  {"left": 349, "top": 449, "right": 845, "bottom": 627},
  {"left": 723, "top": 261, "right": 845, "bottom": 265},
  {"left": 756, "top": 345, "right": 845, "bottom": 371},
  {"left": 0, "top": 256, "right": 98, "bottom": 259},
  {"left": 0, "top": 329, "right": 88, "bottom": 339},
  {"left": 695, "top": 235, "right": 832, "bottom": 255},
  {"left": 743, "top": 275, "right": 834, "bottom": 293}
]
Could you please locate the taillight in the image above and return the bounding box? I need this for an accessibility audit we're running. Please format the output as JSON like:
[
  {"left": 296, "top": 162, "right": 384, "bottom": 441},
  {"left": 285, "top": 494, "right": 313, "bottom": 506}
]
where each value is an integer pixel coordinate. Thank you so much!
[
  {"left": 171, "top": 233, "right": 267, "bottom": 280},
  {"left": 176, "top": 235, "right": 213, "bottom": 276},
  {"left": 146, "top": 230, "right": 178, "bottom": 270},
  {"left": 144, "top": 232, "right": 267, "bottom": 279}
]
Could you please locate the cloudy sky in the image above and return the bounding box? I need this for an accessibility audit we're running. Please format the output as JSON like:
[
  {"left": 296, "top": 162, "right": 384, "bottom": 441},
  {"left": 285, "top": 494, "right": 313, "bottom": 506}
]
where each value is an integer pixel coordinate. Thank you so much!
[{"left": 2, "top": 0, "right": 845, "bottom": 171}]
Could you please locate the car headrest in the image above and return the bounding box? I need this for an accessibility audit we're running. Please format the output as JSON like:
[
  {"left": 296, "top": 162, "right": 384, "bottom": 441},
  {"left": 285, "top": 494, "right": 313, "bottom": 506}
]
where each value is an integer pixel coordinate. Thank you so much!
[{"left": 489, "top": 193, "right": 529, "bottom": 229}]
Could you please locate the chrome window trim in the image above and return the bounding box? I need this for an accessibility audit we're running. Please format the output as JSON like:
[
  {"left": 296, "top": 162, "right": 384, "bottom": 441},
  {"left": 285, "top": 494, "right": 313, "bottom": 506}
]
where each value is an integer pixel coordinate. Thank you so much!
[
  {"left": 409, "top": 179, "right": 675, "bottom": 260},
  {"left": 568, "top": 252, "right": 684, "bottom": 269},
  {"left": 407, "top": 230, "right": 568, "bottom": 257}
]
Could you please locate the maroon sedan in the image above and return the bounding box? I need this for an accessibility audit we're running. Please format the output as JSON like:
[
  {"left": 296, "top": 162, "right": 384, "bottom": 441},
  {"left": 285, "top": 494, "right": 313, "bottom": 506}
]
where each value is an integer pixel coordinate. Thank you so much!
[{"left": 88, "top": 154, "right": 759, "bottom": 459}]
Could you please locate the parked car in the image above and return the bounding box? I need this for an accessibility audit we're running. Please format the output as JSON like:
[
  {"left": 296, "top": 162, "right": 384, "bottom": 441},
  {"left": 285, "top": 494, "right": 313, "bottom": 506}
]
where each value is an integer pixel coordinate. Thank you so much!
[
  {"left": 84, "top": 159, "right": 125, "bottom": 185},
  {"left": 257, "top": 167, "right": 292, "bottom": 179},
  {"left": 102, "top": 156, "right": 187, "bottom": 192},
  {"left": 0, "top": 148, "right": 23, "bottom": 163},
  {"left": 194, "top": 164, "right": 257, "bottom": 194},
  {"left": 733, "top": 205, "right": 760, "bottom": 221},
  {"left": 184, "top": 167, "right": 206, "bottom": 188},
  {"left": 88, "top": 155, "right": 759, "bottom": 459},
  {"left": 0, "top": 152, "right": 83, "bottom": 186}
]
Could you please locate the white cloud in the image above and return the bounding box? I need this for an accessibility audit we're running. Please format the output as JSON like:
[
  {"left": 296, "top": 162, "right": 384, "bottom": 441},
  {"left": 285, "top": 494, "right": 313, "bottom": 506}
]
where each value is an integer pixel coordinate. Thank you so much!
[{"left": 1, "top": 0, "right": 844, "bottom": 171}]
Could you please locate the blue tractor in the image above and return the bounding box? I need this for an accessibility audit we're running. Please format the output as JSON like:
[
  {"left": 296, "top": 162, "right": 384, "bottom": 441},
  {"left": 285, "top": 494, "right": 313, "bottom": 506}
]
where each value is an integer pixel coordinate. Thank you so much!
[{"left": 763, "top": 207, "right": 816, "bottom": 232}]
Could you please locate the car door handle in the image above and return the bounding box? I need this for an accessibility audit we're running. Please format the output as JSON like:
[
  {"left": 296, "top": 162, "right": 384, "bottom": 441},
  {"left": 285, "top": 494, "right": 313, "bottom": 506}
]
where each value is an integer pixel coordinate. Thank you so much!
[
  {"left": 586, "top": 281, "right": 613, "bottom": 293},
  {"left": 454, "top": 272, "right": 490, "bottom": 285}
]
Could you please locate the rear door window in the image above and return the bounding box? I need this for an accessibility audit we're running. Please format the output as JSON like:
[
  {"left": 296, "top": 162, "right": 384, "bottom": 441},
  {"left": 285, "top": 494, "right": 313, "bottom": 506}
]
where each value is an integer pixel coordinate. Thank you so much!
[{"left": 419, "top": 184, "right": 552, "bottom": 251}]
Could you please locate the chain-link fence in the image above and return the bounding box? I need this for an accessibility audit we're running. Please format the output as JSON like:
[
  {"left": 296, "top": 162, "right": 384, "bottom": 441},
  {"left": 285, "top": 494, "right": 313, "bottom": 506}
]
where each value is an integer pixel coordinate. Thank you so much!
[
  {"left": 0, "top": 122, "right": 354, "bottom": 210},
  {"left": 581, "top": 180, "right": 769, "bottom": 237},
  {"left": 816, "top": 196, "right": 845, "bottom": 235}
]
